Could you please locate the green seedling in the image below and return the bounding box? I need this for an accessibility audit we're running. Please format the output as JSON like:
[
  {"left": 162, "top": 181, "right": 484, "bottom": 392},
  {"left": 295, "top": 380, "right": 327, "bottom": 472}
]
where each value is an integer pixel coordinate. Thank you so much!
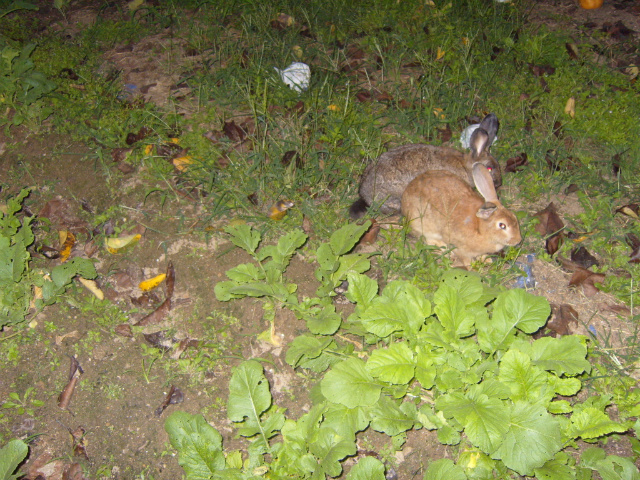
[{"left": 2, "top": 387, "right": 44, "bottom": 417}]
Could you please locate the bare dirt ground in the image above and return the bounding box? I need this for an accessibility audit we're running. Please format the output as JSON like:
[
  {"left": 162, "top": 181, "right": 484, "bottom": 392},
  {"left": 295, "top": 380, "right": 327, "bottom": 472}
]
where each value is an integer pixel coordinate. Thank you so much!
[{"left": 1, "top": 0, "right": 639, "bottom": 479}]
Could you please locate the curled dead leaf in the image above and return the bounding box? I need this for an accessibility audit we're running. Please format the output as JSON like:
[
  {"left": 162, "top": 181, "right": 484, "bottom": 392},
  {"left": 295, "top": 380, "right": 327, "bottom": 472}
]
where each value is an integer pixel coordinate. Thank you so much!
[
  {"left": 77, "top": 277, "right": 104, "bottom": 300},
  {"left": 569, "top": 267, "right": 605, "bottom": 297},
  {"left": 105, "top": 233, "right": 141, "bottom": 254},
  {"left": 548, "top": 304, "right": 579, "bottom": 336}
]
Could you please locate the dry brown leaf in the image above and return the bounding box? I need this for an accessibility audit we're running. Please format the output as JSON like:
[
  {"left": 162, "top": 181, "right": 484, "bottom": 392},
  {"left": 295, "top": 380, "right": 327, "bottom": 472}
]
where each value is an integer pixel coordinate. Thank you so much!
[
  {"left": 548, "top": 303, "right": 579, "bottom": 336},
  {"left": 570, "top": 246, "right": 598, "bottom": 269},
  {"left": 616, "top": 203, "right": 640, "bottom": 220},
  {"left": 114, "top": 324, "right": 133, "bottom": 337},
  {"left": 155, "top": 385, "right": 184, "bottom": 416},
  {"left": 58, "top": 356, "right": 83, "bottom": 410},
  {"left": 569, "top": 267, "right": 605, "bottom": 296},
  {"left": 505, "top": 153, "right": 528, "bottom": 173}
]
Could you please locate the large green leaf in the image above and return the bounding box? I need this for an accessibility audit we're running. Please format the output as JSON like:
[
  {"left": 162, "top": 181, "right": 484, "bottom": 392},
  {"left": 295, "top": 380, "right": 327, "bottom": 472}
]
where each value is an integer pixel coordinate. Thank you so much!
[
  {"left": 568, "top": 408, "right": 628, "bottom": 440},
  {"left": 165, "top": 411, "right": 225, "bottom": 479},
  {"left": 425, "top": 458, "right": 468, "bottom": 480},
  {"left": 329, "top": 221, "right": 371, "bottom": 256},
  {"left": 346, "top": 456, "right": 386, "bottom": 480},
  {"left": 498, "top": 349, "right": 550, "bottom": 403},
  {"left": 491, "top": 401, "right": 563, "bottom": 475},
  {"left": 345, "top": 272, "right": 378, "bottom": 308},
  {"left": 227, "top": 361, "right": 273, "bottom": 437},
  {"left": 323, "top": 403, "right": 371, "bottom": 441},
  {"left": 529, "top": 336, "right": 591, "bottom": 376},
  {"left": 321, "top": 357, "right": 381, "bottom": 408},
  {"left": 0, "top": 439, "right": 28, "bottom": 480},
  {"left": 309, "top": 425, "right": 357, "bottom": 478},
  {"left": 366, "top": 341, "right": 415, "bottom": 384},
  {"left": 224, "top": 224, "right": 261, "bottom": 254},
  {"left": 436, "top": 392, "right": 509, "bottom": 453},
  {"left": 434, "top": 284, "right": 478, "bottom": 338},
  {"left": 478, "top": 289, "right": 550, "bottom": 354},
  {"left": 369, "top": 396, "right": 415, "bottom": 436}
]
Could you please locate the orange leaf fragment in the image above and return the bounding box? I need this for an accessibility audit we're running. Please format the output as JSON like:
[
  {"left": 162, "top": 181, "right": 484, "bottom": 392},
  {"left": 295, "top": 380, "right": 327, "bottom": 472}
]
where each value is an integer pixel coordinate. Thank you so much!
[
  {"left": 139, "top": 273, "right": 167, "bottom": 292},
  {"left": 59, "top": 231, "right": 76, "bottom": 263},
  {"left": 172, "top": 156, "right": 194, "bottom": 172},
  {"left": 269, "top": 200, "right": 294, "bottom": 221}
]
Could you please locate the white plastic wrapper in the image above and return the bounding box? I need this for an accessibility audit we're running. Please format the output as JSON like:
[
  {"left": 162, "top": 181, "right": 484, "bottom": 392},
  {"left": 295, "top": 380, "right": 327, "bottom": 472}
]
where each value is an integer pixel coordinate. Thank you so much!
[
  {"left": 460, "top": 124, "right": 498, "bottom": 150},
  {"left": 274, "top": 62, "right": 310, "bottom": 93}
]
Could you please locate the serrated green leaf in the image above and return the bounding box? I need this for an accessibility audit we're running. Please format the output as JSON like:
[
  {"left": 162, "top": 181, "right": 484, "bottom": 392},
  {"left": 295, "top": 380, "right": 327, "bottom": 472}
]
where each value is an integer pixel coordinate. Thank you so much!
[
  {"left": 436, "top": 392, "right": 509, "bottom": 453},
  {"left": 227, "top": 361, "right": 273, "bottom": 439},
  {"left": 434, "top": 284, "right": 479, "bottom": 338},
  {"left": 491, "top": 401, "right": 563, "bottom": 476},
  {"left": 225, "top": 224, "right": 260, "bottom": 254},
  {"left": 366, "top": 342, "right": 415, "bottom": 384},
  {"left": 309, "top": 425, "right": 357, "bottom": 478},
  {"left": 321, "top": 358, "right": 381, "bottom": 408},
  {"left": 304, "top": 303, "right": 342, "bottom": 335},
  {"left": 323, "top": 403, "right": 370, "bottom": 441},
  {"left": 285, "top": 335, "right": 333, "bottom": 368},
  {"left": 329, "top": 221, "right": 371, "bottom": 256},
  {"left": 415, "top": 347, "right": 436, "bottom": 389},
  {"left": 498, "top": 349, "right": 550, "bottom": 403},
  {"left": 345, "top": 272, "right": 378, "bottom": 307},
  {"left": 346, "top": 456, "right": 386, "bottom": 480},
  {"left": 164, "top": 411, "right": 225, "bottom": 479},
  {"left": 370, "top": 396, "right": 415, "bottom": 436},
  {"left": 225, "top": 263, "right": 263, "bottom": 283},
  {"left": 214, "top": 281, "right": 243, "bottom": 301},
  {"left": 548, "top": 400, "right": 573, "bottom": 414},
  {"left": 437, "top": 423, "right": 461, "bottom": 445},
  {"left": 534, "top": 455, "right": 576, "bottom": 480},
  {"left": 425, "top": 458, "right": 467, "bottom": 480},
  {"left": 530, "top": 336, "right": 590, "bottom": 376},
  {"left": 479, "top": 289, "right": 550, "bottom": 354},
  {"left": 593, "top": 455, "right": 640, "bottom": 480},
  {"left": 569, "top": 408, "right": 628, "bottom": 440},
  {"left": 549, "top": 375, "right": 582, "bottom": 397}
]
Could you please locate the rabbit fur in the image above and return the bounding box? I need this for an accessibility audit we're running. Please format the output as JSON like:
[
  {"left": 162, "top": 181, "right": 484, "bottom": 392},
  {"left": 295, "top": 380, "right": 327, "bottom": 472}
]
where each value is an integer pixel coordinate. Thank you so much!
[
  {"left": 350, "top": 113, "right": 501, "bottom": 219},
  {"left": 401, "top": 162, "right": 521, "bottom": 267}
]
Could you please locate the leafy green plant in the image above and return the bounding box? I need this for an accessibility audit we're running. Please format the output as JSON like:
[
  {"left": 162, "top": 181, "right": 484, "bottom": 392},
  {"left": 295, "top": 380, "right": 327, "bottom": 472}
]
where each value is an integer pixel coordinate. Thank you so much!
[
  {"left": 168, "top": 226, "right": 640, "bottom": 479},
  {"left": 1, "top": 387, "right": 43, "bottom": 417},
  {"left": 214, "top": 222, "right": 371, "bottom": 343},
  {"left": 0, "top": 439, "right": 28, "bottom": 480},
  {"left": 0, "top": 189, "right": 98, "bottom": 328}
]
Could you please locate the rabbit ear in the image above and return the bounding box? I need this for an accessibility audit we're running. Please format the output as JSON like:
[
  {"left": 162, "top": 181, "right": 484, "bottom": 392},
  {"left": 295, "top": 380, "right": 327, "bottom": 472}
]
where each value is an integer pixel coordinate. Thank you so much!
[
  {"left": 478, "top": 113, "right": 499, "bottom": 145},
  {"left": 472, "top": 162, "right": 499, "bottom": 202},
  {"left": 476, "top": 202, "right": 498, "bottom": 219},
  {"left": 470, "top": 114, "right": 499, "bottom": 157},
  {"left": 469, "top": 128, "right": 489, "bottom": 158}
]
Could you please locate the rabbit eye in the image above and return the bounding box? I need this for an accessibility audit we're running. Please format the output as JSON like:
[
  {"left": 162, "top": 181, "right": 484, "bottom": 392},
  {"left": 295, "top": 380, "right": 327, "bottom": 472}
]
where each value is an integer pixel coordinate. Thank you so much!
[{"left": 499, "top": 222, "right": 507, "bottom": 230}]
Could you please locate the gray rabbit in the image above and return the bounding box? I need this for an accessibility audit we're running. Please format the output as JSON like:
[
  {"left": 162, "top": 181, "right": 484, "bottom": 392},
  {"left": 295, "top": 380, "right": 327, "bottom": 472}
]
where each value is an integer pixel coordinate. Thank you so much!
[{"left": 350, "top": 113, "right": 501, "bottom": 218}]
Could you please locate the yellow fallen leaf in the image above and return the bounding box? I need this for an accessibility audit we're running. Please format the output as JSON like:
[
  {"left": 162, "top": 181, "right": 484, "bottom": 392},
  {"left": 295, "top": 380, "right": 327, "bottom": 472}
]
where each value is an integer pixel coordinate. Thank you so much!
[
  {"left": 139, "top": 273, "right": 167, "bottom": 292},
  {"left": 59, "top": 230, "right": 75, "bottom": 263},
  {"left": 170, "top": 137, "right": 180, "bottom": 144},
  {"left": 327, "top": 104, "right": 340, "bottom": 112},
  {"left": 269, "top": 200, "right": 294, "bottom": 220},
  {"left": 127, "top": 0, "right": 144, "bottom": 10},
  {"left": 144, "top": 144, "right": 154, "bottom": 155},
  {"left": 564, "top": 97, "right": 575, "bottom": 118},
  {"left": 436, "top": 47, "right": 445, "bottom": 60},
  {"left": 78, "top": 277, "right": 104, "bottom": 300},
  {"left": 462, "top": 37, "right": 469, "bottom": 46},
  {"left": 625, "top": 64, "right": 639, "bottom": 79},
  {"left": 292, "top": 45, "right": 303, "bottom": 59},
  {"left": 172, "top": 156, "right": 194, "bottom": 172},
  {"left": 105, "top": 233, "right": 141, "bottom": 254},
  {"left": 29, "top": 319, "right": 38, "bottom": 329}
]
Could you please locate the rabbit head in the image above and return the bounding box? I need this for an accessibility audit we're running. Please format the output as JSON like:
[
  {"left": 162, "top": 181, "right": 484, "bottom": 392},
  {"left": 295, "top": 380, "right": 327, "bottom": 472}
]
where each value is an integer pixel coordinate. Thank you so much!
[{"left": 401, "top": 162, "right": 521, "bottom": 267}]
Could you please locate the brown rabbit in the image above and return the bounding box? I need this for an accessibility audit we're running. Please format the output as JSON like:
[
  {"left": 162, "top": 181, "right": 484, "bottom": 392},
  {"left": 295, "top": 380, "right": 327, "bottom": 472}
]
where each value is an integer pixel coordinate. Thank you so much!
[
  {"left": 401, "top": 162, "right": 521, "bottom": 267},
  {"left": 350, "top": 113, "right": 501, "bottom": 219}
]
